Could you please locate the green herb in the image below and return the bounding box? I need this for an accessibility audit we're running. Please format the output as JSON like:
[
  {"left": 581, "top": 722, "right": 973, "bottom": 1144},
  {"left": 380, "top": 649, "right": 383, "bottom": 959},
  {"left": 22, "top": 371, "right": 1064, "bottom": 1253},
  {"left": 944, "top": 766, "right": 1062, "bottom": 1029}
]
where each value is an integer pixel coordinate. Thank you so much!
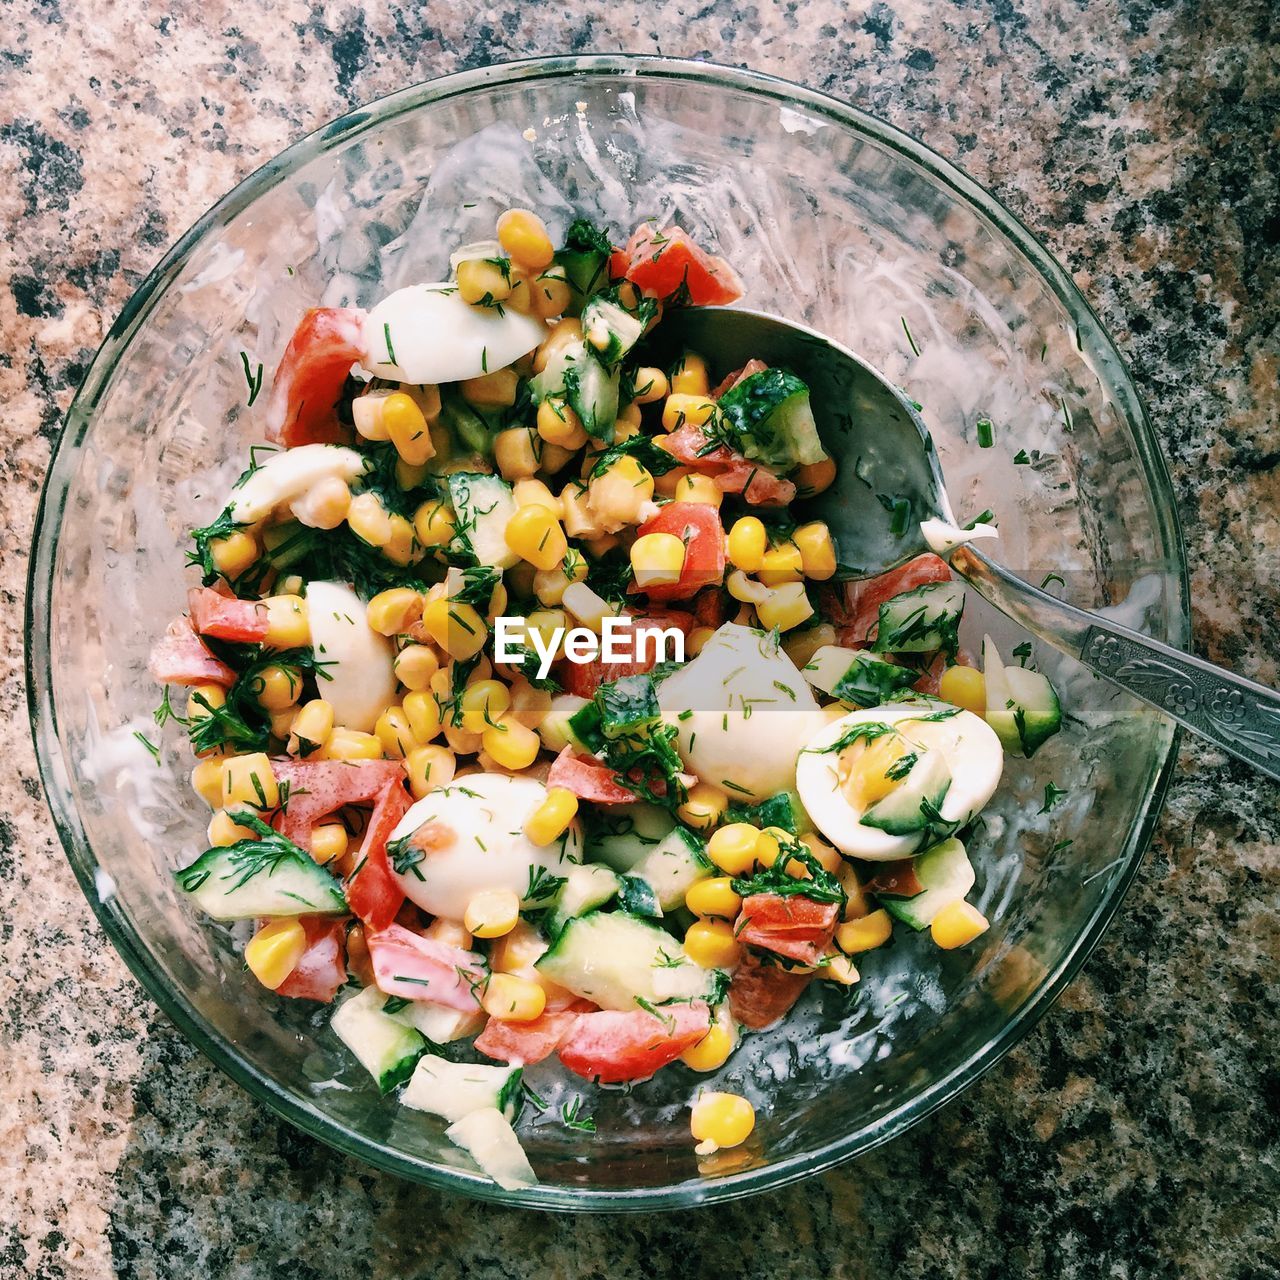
[
  {"left": 976, "top": 418, "right": 994, "bottom": 449},
  {"left": 239, "top": 352, "right": 264, "bottom": 407},
  {"left": 133, "top": 731, "right": 161, "bottom": 764},
  {"left": 964, "top": 509, "right": 995, "bottom": 530},
  {"left": 590, "top": 433, "right": 679, "bottom": 479},
  {"left": 522, "top": 1080, "right": 549, "bottom": 1112},
  {"left": 387, "top": 834, "right": 425, "bottom": 878},
  {"left": 1038, "top": 782, "right": 1067, "bottom": 814},
  {"left": 560, "top": 1096, "right": 597, "bottom": 1132},
  {"left": 731, "top": 834, "right": 845, "bottom": 907},
  {"left": 524, "top": 864, "right": 567, "bottom": 903},
  {"left": 1049, "top": 839, "right": 1074, "bottom": 855},
  {"left": 599, "top": 722, "right": 687, "bottom": 810},
  {"left": 900, "top": 316, "right": 921, "bottom": 357},
  {"left": 383, "top": 322, "right": 398, "bottom": 366},
  {"left": 1013, "top": 449, "right": 1032, "bottom": 465},
  {"left": 633, "top": 996, "right": 676, "bottom": 1033},
  {"left": 1012, "top": 641, "right": 1033, "bottom": 666},
  {"left": 1059, "top": 396, "right": 1073, "bottom": 433},
  {"left": 884, "top": 751, "right": 919, "bottom": 781},
  {"left": 153, "top": 686, "right": 187, "bottom": 729},
  {"left": 382, "top": 996, "right": 411, "bottom": 1015},
  {"left": 1040, "top": 572, "right": 1065, "bottom": 591},
  {"left": 178, "top": 811, "right": 317, "bottom": 895},
  {"left": 889, "top": 497, "right": 911, "bottom": 537}
]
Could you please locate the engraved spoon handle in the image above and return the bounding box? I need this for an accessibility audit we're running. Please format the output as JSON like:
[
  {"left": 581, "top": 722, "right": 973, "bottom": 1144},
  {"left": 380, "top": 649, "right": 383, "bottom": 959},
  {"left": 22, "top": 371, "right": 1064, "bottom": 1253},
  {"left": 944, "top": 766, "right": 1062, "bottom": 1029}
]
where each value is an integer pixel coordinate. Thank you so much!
[{"left": 951, "top": 547, "right": 1280, "bottom": 781}]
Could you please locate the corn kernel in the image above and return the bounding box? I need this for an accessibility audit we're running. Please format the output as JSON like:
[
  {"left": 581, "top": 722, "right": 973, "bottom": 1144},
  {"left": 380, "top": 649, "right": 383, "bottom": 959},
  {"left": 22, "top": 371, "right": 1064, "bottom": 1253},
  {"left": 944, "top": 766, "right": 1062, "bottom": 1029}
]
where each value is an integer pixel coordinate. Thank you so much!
[
  {"left": 186, "top": 683, "right": 226, "bottom": 724},
  {"left": 383, "top": 391, "right": 434, "bottom": 466},
  {"left": 497, "top": 208, "right": 556, "bottom": 272},
  {"left": 487, "top": 428, "right": 537, "bottom": 482},
  {"left": 690, "top": 1090, "right": 755, "bottom": 1155},
  {"left": 251, "top": 663, "right": 301, "bottom": 711},
  {"left": 191, "top": 758, "right": 225, "bottom": 807},
  {"left": 504, "top": 504, "right": 568, "bottom": 572},
  {"left": 219, "top": 752, "right": 279, "bottom": 810},
  {"left": 374, "top": 706, "right": 420, "bottom": 760},
  {"left": 457, "top": 256, "right": 512, "bottom": 306},
  {"left": 753, "top": 826, "right": 786, "bottom": 869},
  {"left": 931, "top": 900, "right": 990, "bottom": 949},
  {"left": 835, "top": 908, "right": 894, "bottom": 954},
  {"left": 588, "top": 455, "right": 654, "bottom": 531},
  {"left": 678, "top": 782, "right": 727, "bottom": 832},
  {"left": 366, "top": 588, "right": 423, "bottom": 637},
  {"left": 482, "top": 716, "right": 541, "bottom": 771},
  {"left": 633, "top": 366, "right": 669, "bottom": 404},
  {"left": 539, "top": 441, "right": 576, "bottom": 475},
  {"left": 685, "top": 876, "right": 742, "bottom": 920},
  {"left": 837, "top": 863, "right": 872, "bottom": 921},
  {"left": 464, "top": 888, "right": 521, "bottom": 940},
  {"left": 269, "top": 707, "right": 298, "bottom": 741},
  {"left": 245, "top": 919, "right": 307, "bottom": 991},
  {"left": 531, "top": 264, "right": 571, "bottom": 318},
  {"left": 513, "top": 477, "right": 560, "bottom": 512},
  {"left": 405, "top": 744, "right": 456, "bottom": 798},
  {"left": 491, "top": 921, "right": 547, "bottom": 973},
  {"left": 795, "top": 455, "right": 836, "bottom": 498},
  {"left": 207, "top": 809, "right": 255, "bottom": 847},
  {"left": 756, "top": 581, "right": 814, "bottom": 633},
  {"left": 536, "top": 398, "right": 588, "bottom": 449},
  {"left": 209, "top": 530, "right": 259, "bottom": 579},
  {"left": 262, "top": 594, "right": 310, "bottom": 648},
  {"left": 671, "top": 352, "right": 710, "bottom": 397},
  {"left": 662, "top": 393, "right": 718, "bottom": 432},
  {"left": 706, "top": 823, "right": 759, "bottom": 876},
  {"left": 347, "top": 491, "right": 394, "bottom": 548},
  {"left": 481, "top": 971, "right": 547, "bottom": 1022},
  {"left": 384, "top": 514, "right": 419, "bottom": 567},
  {"left": 292, "top": 476, "right": 351, "bottom": 530},
  {"left": 799, "top": 833, "right": 841, "bottom": 871},
  {"left": 509, "top": 678, "right": 553, "bottom": 731},
  {"left": 820, "top": 955, "right": 861, "bottom": 985},
  {"left": 524, "top": 788, "right": 578, "bottom": 846},
  {"left": 325, "top": 728, "right": 384, "bottom": 761},
  {"left": 684, "top": 919, "right": 741, "bottom": 969},
  {"left": 396, "top": 458, "right": 431, "bottom": 490},
  {"left": 561, "top": 582, "right": 616, "bottom": 633},
  {"left": 352, "top": 388, "right": 393, "bottom": 441},
  {"left": 459, "top": 679, "right": 511, "bottom": 734},
  {"left": 394, "top": 644, "right": 441, "bottom": 692},
  {"left": 939, "top": 664, "right": 987, "bottom": 716},
  {"left": 793, "top": 522, "right": 837, "bottom": 581},
  {"left": 533, "top": 548, "right": 587, "bottom": 606},
  {"left": 672, "top": 472, "right": 723, "bottom": 508},
  {"left": 757, "top": 543, "right": 804, "bottom": 587},
  {"left": 462, "top": 367, "right": 521, "bottom": 409},
  {"left": 310, "top": 822, "right": 349, "bottom": 866},
  {"left": 413, "top": 499, "right": 456, "bottom": 548},
  {"left": 727, "top": 517, "right": 767, "bottom": 572},
  {"left": 617, "top": 399, "right": 643, "bottom": 429},
  {"left": 630, "top": 532, "right": 686, "bottom": 588},
  {"left": 679, "top": 1022, "right": 737, "bottom": 1072},
  {"left": 420, "top": 597, "right": 488, "bottom": 661},
  {"left": 505, "top": 273, "right": 534, "bottom": 314},
  {"left": 402, "top": 690, "right": 442, "bottom": 744}
]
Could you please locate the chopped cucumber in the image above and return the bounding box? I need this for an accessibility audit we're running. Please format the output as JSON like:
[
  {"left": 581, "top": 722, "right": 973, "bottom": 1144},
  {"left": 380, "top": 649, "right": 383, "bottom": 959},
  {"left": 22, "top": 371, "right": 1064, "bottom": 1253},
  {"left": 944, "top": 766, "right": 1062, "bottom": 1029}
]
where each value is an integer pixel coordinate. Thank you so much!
[
  {"left": 566, "top": 699, "right": 606, "bottom": 753},
  {"left": 881, "top": 838, "right": 976, "bottom": 930},
  {"left": 447, "top": 472, "right": 519, "bottom": 570},
  {"left": 392, "top": 1002, "right": 485, "bottom": 1045},
  {"left": 716, "top": 368, "right": 827, "bottom": 470},
  {"left": 630, "top": 827, "right": 713, "bottom": 910},
  {"left": 725, "top": 789, "right": 811, "bottom": 836},
  {"left": 532, "top": 339, "right": 619, "bottom": 441},
  {"left": 874, "top": 581, "right": 966, "bottom": 655},
  {"left": 554, "top": 219, "right": 612, "bottom": 316},
  {"left": 616, "top": 874, "right": 664, "bottom": 918},
  {"left": 597, "top": 674, "right": 660, "bottom": 739},
  {"left": 983, "top": 636, "right": 1063, "bottom": 757},
  {"left": 536, "top": 911, "right": 720, "bottom": 1009},
  {"left": 330, "top": 985, "right": 425, "bottom": 1093},
  {"left": 438, "top": 388, "right": 493, "bottom": 457},
  {"left": 401, "top": 1054, "right": 523, "bottom": 1124},
  {"left": 803, "top": 644, "right": 919, "bottom": 708},
  {"left": 544, "top": 863, "right": 620, "bottom": 938},
  {"left": 539, "top": 694, "right": 593, "bottom": 754},
  {"left": 581, "top": 295, "right": 647, "bottom": 366},
  {"left": 584, "top": 802, "right": 676, "bottom": 872},
  {"left": 175, "top": 833, "right": 347, "bottom": 921},
  {"left": 445, "top": 1108, "right": 537, "bottom": 1191},
  {"left": 861, "top": 750, "right": 952, "bottom": 835}
]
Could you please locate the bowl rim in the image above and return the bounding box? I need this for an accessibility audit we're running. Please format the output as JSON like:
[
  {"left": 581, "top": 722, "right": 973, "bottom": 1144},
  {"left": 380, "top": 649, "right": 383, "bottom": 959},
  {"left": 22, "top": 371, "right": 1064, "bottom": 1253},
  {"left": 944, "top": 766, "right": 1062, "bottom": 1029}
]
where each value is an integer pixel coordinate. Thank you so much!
[{"left": 25, "top": 53, "right": 1189, "bottom": 1211}]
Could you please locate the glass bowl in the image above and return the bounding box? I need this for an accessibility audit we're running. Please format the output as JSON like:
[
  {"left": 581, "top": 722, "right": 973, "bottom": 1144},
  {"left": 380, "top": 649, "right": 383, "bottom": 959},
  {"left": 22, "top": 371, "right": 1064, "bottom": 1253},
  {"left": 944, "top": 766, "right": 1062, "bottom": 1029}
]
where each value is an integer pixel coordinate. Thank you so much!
[{"left": 26, "top": 56, "right": 1187, "bottom": 1209}]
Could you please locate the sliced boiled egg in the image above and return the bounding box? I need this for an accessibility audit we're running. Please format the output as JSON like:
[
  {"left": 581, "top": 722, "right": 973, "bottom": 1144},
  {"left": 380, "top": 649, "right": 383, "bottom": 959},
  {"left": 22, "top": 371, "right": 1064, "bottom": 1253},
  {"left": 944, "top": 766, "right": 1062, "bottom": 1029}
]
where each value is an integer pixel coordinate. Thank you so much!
[
  {"left": 388, "top": 773, "right": 583, "bottom": 919},
  {"left": 363, "top": 284, "right": 546, "bottom": 386},
  {"left": 227, "top": 444, "right": 368, "bottom": 524},
  {"left": 305, "top": 581, "right": 398, "bottom": 733},
  {"left": 795, "top": 701, "right": 1003, "bottom": 861}
]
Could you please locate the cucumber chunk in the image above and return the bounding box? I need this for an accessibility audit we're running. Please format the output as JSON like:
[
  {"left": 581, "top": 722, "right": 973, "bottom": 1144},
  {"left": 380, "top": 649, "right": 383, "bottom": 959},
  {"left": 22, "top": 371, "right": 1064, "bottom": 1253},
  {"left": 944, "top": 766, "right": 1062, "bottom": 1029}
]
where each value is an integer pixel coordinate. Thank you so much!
[
  {"left": 544, "top": 863, "right": 620, "bottom": 938},
  {"left": 401, "top": 1054, "right": 523, "bottom": 1124},
  {"left": 874, "top": 581, "right": 966, "bottom": 655},
  {"left": 861, "top": 750, "right": 952, "bottom": 835},
  {"left": 393, "top": 1002, "right": 485, "bottom": 1045},
  {"left": 597, "top": 674, "right": 661, "bottom": 739},
  {"left": 725, "top": 789, "right": 811, "bottom": 836},
  {"left": 983, "top": 636, "right": 1063, "bottom": 757},
  {"left": 566, "top": 699, "right": 606, "bottom": 753},
  {"left": 538, "top": 694, "right": 593, "bottom": 754},
  {"left": 803, "top": 645, "right": 920, "bottom": 708},
  {"left": 554, "top": 219, "right": 612, "bottom": 316},
  {"left": 880, "top": 837, "right": 976, "bottom": 930},
  {"left": 716, "top": 368, "right": 827, "bottom": 470},
  {"left": 536, "top": 911, "right": 720, "bottom": 1009},
  {"left": 532, "top": 339, "right": 619, "bottom": 441},
  {"left": 445, "top": 1108, "right": 537, "bottom": 1191},
  {"left": 630, "top": 827, "right": 714, "bottom": 910},
  {"left": 584, "top": 802, "right": 676, "bottom": 872},
  {"left": 330, "top": 985, "right": 425, "bottom": 1093},
  {"left": 447, "top": 472, "right": 519, "bottom": 570},
  {"left": 616, "top": 874, "right": 664, "bottom": 918},
  {"left": 581, "top": 295, "right": 648, "bottom": 366}
]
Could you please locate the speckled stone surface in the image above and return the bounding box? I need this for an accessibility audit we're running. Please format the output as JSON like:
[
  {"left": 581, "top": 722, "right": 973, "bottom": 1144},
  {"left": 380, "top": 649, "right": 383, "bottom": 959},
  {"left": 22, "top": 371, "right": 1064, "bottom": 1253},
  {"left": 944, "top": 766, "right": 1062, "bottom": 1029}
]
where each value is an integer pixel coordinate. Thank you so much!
[{"left": 2, "top": 2, "right": 1278, "bottom": 1277}]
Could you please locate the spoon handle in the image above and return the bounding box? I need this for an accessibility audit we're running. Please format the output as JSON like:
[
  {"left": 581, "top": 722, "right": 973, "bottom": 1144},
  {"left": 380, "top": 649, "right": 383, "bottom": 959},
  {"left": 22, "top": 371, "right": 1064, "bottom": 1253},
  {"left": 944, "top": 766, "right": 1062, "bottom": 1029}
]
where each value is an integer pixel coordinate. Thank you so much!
[{"left": 951, "top": 547, "right": 1280, "bottom": 781}]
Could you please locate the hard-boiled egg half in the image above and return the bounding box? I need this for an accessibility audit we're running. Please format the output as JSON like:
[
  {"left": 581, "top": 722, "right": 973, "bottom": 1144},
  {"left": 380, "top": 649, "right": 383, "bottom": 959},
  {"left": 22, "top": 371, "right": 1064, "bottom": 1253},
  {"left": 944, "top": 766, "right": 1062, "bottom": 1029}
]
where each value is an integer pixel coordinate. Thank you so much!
[
  {"left": 796, "top": 701, "right": 1003, "bottom": 860},
  {"left": 306, "top": 580, "right": 398, "bottom": 734},
  {"left": 363, "top": 284, "right": 546, "bottom": 386},
  {"left": 389, "top": 773, "right": 583, "bottom": 918}
]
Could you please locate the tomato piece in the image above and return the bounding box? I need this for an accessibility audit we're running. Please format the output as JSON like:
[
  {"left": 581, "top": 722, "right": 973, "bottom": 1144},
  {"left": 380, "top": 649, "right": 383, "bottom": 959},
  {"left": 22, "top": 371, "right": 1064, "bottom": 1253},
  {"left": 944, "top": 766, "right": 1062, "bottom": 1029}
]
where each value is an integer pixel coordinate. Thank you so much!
[
  {"left": 558, "top": 1001, "right": 712, "bottom": 1083},
  {"left": 187, "top": 587, "right": 268, "bottom": 643},
  {"left": 660, "top": 423, "right": 794, "bottom": 507},
  {"left": 840, "top": 554, "right": 953, "bottom": 646},
  {"left": 148, "top": 616, "right": 237, "bottom": 687},
  {"left": 693, "top": 586, "right": 728, "bottom": 630},
  {"left": 710, "top": 358, "right": 768, "bottom": 401},
  {"left": 729, "top": 951, "right": 813, "bottom": 1030},
  {"left": 474, "top": 1001, "right": 594, "bottom": 1066},
  {"left": 633, "top": 502, "right": 726, "bottom": 602},
  {"left": 621, "top": 225, "right": 744, "bottom": 306},
  {"left": 545, "top": 747, "right": 637, "bottom": 805},
  {"left": 344, "top": 778, "right": 412, "bottom": 932},
  {"left": 559, "top": 612, "right": 694, "bottom": 699},
  {"left": 264, "top": 307, "right": 366, "bottom": 446},
  {"left": 864, "top": 859, "right": 925, "bottom": 899},
  {"left": 270, "top": 759, "right": 405, "bottom": 851},
  {"left": 365, "top": 923, "right": 487, "bottom": 1010},
  {"left": 275, "top": 916, "right": 348, "bottom": 1003},
  {"left": 736, "top": 893, "right": 839, "bottom": 966}
]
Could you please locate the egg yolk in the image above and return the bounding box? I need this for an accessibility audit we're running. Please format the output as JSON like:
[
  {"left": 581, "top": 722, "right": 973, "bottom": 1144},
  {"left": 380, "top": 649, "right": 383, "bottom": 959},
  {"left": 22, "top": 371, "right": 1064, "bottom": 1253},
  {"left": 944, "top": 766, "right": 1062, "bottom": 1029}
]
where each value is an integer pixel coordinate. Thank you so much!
[{"left": 838, "top": 732, "right": 915, "bottom": 810}]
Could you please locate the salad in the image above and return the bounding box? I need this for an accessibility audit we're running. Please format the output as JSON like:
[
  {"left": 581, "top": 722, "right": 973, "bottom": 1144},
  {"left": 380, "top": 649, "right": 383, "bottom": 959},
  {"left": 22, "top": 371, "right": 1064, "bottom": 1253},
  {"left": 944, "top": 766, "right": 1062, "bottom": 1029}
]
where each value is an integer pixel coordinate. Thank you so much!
[{"left": 148, "top": 208, "right": 1062, "bottom": 1190}]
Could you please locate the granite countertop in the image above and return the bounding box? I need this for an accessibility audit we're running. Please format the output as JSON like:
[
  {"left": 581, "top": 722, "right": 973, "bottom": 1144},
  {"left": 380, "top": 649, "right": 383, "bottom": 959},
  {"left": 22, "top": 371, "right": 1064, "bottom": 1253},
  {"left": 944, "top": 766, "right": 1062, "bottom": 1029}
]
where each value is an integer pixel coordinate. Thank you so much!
[{"left": 2, "top": 2, "right": 1277, "bottom": 1276}]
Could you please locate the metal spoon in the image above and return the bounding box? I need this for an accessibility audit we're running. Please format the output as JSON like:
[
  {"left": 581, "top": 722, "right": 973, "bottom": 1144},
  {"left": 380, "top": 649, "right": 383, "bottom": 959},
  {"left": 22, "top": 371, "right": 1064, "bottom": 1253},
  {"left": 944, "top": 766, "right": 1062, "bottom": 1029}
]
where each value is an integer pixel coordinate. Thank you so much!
[{"left": 660, "top": 307, "right": 1280, "bottom": 781}]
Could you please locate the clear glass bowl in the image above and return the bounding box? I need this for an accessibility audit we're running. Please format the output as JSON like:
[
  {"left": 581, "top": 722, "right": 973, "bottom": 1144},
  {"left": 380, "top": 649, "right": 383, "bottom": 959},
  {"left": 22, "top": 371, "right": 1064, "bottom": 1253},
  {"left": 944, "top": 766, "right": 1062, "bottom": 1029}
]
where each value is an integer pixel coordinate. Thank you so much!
[{"left": 26, "top": 56, "right": 1187, "bottom": 1209}]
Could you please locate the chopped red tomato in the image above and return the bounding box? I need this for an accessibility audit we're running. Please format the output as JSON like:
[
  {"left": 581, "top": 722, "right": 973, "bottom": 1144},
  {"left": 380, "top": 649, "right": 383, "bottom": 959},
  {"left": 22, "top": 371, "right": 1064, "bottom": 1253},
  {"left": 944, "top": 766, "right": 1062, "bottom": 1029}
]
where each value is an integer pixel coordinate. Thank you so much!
[
  {"left": 736, "top": 893, "right": 840, "bottom": 966},
  {"left": 660, "top": 422, "right": 795, "bottom": 507},
  {"left": 275, "top": 916, "right": 348, "bottom": 1003},
  {"left": 264, "top": 307, "right": 366, "bottom": 447},
  {"left": 148, "top": 617, "right": 236, "bottom": 687},
  {"left": 365, "top": 923, "right": 487, "bottom": 1010},
  {"left": 344, "top": 778, "right": 412, "bottom": 932},
  {"left": 618, "top": 225, "right": 744, "bottom": 307},
  {"left": 693, "top": 586, "right": 728, "bottom": 630},
  {"left": 710, "top": 358, "right": 768, "bottom": 400},
  {"left": 474, "top": 1001, "right": 594, "bottom": 1066},
  {"left": 271, "top": 759, "right": 405, "bottom": 851},
  {"left": 632, "top": 502, "right": 726, "bottom": 602},
  {"left": 839, "top": 554, "right": 953, "bottom": 646},
  {"left": 187, "top": 587, "right": 268, "bottom": 643},
  {"left": 558, "top": 1001, "right": 712, "bottom": 1083},
  {"left": 559, "top": 612, "right": 694, "bottom": 699},
  {"left": 729, "top": 951, "right": 813, "bottom": 1029},
  {"left": 545, "top": 747, "right": 637, "bottom": 805},
  {"left": 864, "top": 859, "right": 925, "bottom": 899}
]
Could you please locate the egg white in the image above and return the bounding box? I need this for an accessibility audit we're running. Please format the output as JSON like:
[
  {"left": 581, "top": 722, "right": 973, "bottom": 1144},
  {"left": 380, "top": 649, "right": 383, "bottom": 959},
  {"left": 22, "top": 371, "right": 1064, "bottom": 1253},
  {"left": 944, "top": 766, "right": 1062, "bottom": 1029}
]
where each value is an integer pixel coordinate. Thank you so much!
[
  {"left": 795, "top": 701, "right": 1004, "bottom": 861},
  {"left": 227, "top": 444, "right": 369, "bottom": 524},
  {"left": 306, "top": 581, "right": 398, "bottom": 734},
  {"left": 388, "top": 773, "right": 583, "bottom": 919}
]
